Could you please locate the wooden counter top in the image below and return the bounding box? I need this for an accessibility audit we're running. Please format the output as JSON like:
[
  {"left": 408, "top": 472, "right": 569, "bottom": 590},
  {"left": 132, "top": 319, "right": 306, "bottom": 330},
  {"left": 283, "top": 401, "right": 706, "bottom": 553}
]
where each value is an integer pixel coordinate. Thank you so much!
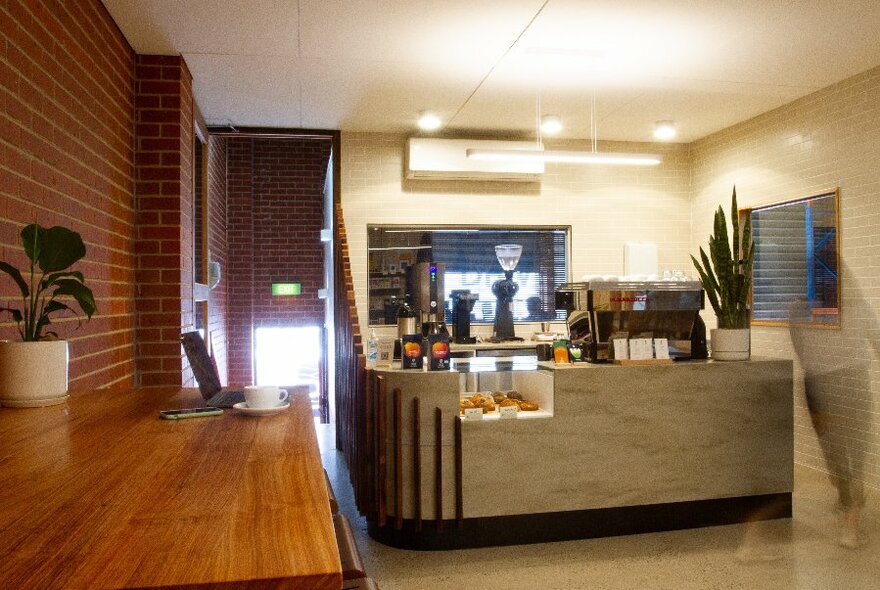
[{"left": 0, "top": 387, "right": 341, "bottom": 589}]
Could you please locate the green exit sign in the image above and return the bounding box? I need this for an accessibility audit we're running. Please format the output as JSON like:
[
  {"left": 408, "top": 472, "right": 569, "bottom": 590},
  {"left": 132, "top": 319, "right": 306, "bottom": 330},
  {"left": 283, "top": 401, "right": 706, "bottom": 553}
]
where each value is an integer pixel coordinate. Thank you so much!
[{"left": 271, "top": 282, "right": 301, "bottom": 296}]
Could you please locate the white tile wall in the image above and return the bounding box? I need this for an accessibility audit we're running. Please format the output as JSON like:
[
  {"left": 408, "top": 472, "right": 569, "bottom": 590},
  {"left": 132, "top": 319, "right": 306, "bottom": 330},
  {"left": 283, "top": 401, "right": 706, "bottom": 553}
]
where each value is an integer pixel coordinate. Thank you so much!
[
  {"left": 341, "top": 63, "right": 880, "bottom": 489},
  {"left": 690, "top": 65, "right": 880, "bottom": 489}
]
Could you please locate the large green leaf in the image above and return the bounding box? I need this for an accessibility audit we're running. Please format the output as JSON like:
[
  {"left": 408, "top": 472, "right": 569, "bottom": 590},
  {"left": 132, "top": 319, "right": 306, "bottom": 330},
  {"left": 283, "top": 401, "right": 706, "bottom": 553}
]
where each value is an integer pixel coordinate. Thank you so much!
[
  {"left": 0, "top": 306, "right": 23, "bottom": 323},
  {"left": 698, "top": 247, "right": 721, "bottom": 299},
  {"left": 21, "top": 224, "right": 44, "bottom": 264},
  {"left": 692, "top": 250, "right": 721, "bottom": 317},
  {"left": 33, "top": 313, "right": 52, "bottom": 341},
  {"left": 43, "top": 300, "right": 73, "bottom": 315},
  {"left": 52, "top": 279, "right": 96, "bottom": 319},
  {"left": 42, "top": 270, "right": 84, "bottom": 291},
  {"left": 36, "top": 301, "right": 78, "bottom": 339},
  {"left": 731, "top": 186, "right": 740, "bottom": 265},
  {"left": 22, "top": 224, "right": 86, "bottom": 273},
  {"left": 0, "top": 261, "right": 29, "bottom": 297},
  {"left": 742, "top": 215, "right": 753, "bottom": 273},
  {"left": 709, "top": 209, "right": 732, "bottom": 309}
]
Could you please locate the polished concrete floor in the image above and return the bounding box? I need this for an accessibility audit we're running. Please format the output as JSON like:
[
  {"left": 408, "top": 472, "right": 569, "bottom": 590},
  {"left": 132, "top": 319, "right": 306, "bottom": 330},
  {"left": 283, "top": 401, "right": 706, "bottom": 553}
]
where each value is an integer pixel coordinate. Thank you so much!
[{"left": 317, "top": 425, "right": 876, "bottom": 589}]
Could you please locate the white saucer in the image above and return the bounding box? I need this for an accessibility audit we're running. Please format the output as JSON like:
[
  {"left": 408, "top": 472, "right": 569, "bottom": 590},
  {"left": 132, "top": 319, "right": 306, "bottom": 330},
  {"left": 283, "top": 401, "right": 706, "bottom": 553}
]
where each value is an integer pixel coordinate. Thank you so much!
[{"left": 233, "top": 401, "right": 290, "bottom": 416}]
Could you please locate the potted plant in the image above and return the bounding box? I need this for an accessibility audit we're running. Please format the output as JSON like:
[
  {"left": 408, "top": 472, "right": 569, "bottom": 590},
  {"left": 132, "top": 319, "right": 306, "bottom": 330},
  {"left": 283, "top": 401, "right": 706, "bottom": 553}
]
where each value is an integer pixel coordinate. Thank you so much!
[
  {"left": 691, "top": 187, "right": 753, "bottom": 360},
  {"left": 0, "top": 224, "right": 96, "bottom": 406}
]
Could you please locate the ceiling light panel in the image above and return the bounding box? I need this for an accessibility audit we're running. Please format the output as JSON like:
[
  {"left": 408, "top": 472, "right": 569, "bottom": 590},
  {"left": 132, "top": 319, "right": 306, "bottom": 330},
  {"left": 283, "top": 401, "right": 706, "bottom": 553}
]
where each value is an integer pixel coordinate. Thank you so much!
[
  {"left": 502, "top": 2, "right": 717, "bottom": 88},
  {"left": 297, "top": 58, "right": 479, "bottom": 131},
  {"left": 102, "top": 0, "right": 300, "bottom": 55},
  {"left": 183, "top": 54, "right": 299, "bottom": 126},
  {"left": 298, "top": 0, "right": 544, "bottom": 64}
]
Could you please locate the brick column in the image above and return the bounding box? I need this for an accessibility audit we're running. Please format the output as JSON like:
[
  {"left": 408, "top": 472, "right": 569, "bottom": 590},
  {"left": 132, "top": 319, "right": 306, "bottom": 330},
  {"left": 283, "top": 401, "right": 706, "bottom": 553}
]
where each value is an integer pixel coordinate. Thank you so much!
[
  {"left": 207, "top": 136, "right": 229, "bottom": 383},
  {"left": 226, "top": 138, "right": 254, "bottom": 385},
  {"left": 134, "top": 55, "right": 194, "bottom": 386}
]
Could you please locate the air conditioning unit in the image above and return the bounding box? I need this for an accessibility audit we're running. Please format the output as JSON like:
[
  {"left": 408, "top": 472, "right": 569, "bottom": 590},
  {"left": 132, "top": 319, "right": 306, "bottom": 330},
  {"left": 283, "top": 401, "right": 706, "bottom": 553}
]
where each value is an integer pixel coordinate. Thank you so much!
[{"left": 406, "top": 138, "right": 544, "bottom": 182}]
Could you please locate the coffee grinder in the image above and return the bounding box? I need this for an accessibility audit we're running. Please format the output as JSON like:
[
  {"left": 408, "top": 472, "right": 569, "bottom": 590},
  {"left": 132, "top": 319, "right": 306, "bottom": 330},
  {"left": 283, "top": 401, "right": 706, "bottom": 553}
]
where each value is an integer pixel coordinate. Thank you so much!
[
  {"left": 492, "top": 244, "right": 523, "bottom": 341},
  {"left": 451, "top": 289, "right": 478, "bottom": 344}
]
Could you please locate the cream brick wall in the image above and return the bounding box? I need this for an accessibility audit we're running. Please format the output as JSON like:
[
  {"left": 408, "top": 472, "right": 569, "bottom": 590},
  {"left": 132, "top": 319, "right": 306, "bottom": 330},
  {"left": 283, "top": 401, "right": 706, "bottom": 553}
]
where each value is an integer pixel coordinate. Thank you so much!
[
  {"left": 690, "top": 65, "right": 880, "bottom": 489},
  {"left": 341, "top": 133, "right": 691, "bottom": 339}
]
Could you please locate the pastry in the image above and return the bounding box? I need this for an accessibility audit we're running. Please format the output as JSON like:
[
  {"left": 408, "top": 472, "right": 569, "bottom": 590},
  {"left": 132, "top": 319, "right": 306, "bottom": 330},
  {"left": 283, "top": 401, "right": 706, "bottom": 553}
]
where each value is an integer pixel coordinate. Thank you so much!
[
  {"left": 492, "top": 392, "right": 507, "bottom": 403},
  {"left": 518, "top": 400, "right": 539, "bottom": 411},
  {"left": 459, "top": 399, "right": 475, "bottom": 415},
  {"left": 480, "top": 400, "right": 495, "bottom": 413},
  {"left": 468, "top": 393, "right": 486, "bottom": 405},
  {"left": 506, "top": 391, "right": 523, "bottom": 401},
  {"left": 498, "top": 398, "right": 518, "bottom": 407}
]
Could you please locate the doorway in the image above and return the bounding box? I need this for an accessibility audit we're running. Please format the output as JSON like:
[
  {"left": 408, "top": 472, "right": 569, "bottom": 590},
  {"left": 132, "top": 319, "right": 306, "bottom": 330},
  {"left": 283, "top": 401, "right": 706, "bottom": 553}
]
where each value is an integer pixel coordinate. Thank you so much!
[
  {"left": 207, "top": 129, "right": 338, "bottom": 423},
  {"left": 255, "top": 326, "right": 321, "bottom": 415}
]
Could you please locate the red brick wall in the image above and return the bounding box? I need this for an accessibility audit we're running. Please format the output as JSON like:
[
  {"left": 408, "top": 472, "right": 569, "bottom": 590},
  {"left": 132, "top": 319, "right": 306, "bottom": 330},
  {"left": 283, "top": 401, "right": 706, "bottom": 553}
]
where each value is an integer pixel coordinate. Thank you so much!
[
  {"left": 133, "top": 54, "right": 195, "bottom": 387},
  {"left": 0, "top": 0, "right": 137, "bottom": 389},
  {"left": 225, "top": 137, "right": 331, "bottom": 386},
  {"left": 225, "top": 138, "right": 255, "bottom": 385},
  {"left": 207, "top": 135, "right": 229, "bottom": 382}
]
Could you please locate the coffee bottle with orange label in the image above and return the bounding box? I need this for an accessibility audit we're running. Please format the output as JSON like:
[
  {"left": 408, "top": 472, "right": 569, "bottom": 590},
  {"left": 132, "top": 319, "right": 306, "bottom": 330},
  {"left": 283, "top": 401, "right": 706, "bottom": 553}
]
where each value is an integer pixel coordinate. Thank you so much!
[
  {"left": 400, "top": 334, "right": 424, "bottom": 369},
  {"left": 427, "top": 333, "right": 450, "bottom": 370}
]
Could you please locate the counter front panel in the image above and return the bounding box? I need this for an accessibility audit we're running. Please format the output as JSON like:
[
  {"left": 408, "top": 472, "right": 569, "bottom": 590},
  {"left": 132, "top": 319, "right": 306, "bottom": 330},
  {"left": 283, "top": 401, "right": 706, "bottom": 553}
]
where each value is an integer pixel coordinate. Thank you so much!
[{"left": 358, "top": 359, "right": 793, "bottom": 549}]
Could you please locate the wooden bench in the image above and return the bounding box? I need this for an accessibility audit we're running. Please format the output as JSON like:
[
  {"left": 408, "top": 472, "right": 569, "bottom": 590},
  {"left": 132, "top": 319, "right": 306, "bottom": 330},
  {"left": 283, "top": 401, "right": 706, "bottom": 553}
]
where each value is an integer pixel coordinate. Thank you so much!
[
  {"left": 325, "top": 469, "right": 340, "bottom": 514},
  {"left": 333, "top": 513, "right": 366, "bottom": 581}
]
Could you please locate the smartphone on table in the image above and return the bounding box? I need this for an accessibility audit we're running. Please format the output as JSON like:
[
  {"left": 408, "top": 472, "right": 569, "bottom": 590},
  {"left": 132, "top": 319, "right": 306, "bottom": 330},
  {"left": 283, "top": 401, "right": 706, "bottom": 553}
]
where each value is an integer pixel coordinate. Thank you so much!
[{"left": 159, "top": 407, "right": 223, "bottom": 420}]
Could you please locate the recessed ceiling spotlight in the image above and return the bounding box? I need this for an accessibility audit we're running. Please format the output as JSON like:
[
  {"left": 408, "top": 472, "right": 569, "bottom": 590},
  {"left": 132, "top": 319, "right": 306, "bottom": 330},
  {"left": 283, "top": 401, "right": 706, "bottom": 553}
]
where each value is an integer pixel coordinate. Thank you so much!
[
  {"left": 417, "top": 111, "right": 442, "bottom": 131},
  {"left": 540, "top": 115, "right": 563, "bottom": 135},
  {"left": 653, "top": 120, "right": 677, "bottom": 141}
]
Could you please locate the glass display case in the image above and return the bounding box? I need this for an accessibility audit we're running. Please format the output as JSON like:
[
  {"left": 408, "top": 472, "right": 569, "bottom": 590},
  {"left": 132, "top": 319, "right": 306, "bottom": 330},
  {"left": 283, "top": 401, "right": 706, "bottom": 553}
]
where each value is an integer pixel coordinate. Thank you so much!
[{"left": 453, "top": 357, "right": 554, "bottom": 420}]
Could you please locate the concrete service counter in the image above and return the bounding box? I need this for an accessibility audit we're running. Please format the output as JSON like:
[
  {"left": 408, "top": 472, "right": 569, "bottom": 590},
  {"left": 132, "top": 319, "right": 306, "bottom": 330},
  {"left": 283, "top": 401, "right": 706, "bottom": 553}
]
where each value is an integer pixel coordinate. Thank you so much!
[{"left": 352, "top": 358, "right": 793, "bottom": 549}]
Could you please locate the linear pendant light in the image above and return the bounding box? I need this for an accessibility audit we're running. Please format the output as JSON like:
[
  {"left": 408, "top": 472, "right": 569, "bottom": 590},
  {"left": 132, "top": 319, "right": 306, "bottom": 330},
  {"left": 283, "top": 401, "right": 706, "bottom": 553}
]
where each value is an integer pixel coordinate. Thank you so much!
[
  {"left": 466, "top": 91, "right": 661, "bottom": 167},
  {"left": 466, "top": 148, "right": 661, "bottom": 166}
]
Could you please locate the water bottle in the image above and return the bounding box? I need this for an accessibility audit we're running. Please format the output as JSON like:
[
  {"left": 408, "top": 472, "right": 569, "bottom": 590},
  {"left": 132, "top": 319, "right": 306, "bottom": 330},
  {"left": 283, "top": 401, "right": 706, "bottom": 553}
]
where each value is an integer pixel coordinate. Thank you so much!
[{"left": 366, "top": 328, "right": 379, "bottom": 367}]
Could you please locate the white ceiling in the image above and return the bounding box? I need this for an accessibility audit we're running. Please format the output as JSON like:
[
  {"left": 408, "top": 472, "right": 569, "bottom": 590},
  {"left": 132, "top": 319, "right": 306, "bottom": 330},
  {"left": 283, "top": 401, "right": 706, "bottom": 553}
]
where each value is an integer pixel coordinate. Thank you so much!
[{"left": 101, "top": 0, "right": 880, "bottom": 143}]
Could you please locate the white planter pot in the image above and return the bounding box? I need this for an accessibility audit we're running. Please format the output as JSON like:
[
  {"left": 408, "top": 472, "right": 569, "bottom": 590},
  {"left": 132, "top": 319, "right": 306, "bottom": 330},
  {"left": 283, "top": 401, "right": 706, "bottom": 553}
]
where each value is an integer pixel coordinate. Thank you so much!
[
  {"left": 710, "top": 328, "right": 750, "bottom": 361},
  {"left": 0, "top": 340, "right": 69, "bottom": 407}
]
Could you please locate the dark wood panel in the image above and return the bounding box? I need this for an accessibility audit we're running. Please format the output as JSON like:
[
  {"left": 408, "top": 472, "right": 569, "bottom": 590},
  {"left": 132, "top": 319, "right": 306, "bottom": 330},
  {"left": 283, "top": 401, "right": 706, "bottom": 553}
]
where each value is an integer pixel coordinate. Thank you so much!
[{"left": 413, "top": 397, "right": 422, "bottom": 531}]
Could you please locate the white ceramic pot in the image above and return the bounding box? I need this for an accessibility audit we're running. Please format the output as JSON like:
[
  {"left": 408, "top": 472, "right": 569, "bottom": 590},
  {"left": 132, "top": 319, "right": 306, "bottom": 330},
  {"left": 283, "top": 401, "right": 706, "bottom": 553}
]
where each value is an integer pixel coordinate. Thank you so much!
[
  {"left": 710, "top": 328, "right": 750, "bottom": 361},
  {"left": 0, "top": 340, "right": 69, "bottom": 407}
]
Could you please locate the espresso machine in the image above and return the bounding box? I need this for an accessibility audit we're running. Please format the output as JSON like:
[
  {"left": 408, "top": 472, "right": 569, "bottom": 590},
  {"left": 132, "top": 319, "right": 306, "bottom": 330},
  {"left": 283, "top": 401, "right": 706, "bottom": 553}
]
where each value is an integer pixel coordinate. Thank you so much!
[{"left": 555, "top": 279, "right": 704, "bottom": 362}]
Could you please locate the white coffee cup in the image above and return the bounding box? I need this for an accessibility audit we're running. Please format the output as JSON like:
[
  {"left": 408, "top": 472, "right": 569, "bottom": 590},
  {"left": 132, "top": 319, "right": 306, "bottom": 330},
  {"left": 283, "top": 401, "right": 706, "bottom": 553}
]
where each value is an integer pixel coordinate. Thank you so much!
[{"left": 244, "top": 386, "right": 289, "bottom": 409}]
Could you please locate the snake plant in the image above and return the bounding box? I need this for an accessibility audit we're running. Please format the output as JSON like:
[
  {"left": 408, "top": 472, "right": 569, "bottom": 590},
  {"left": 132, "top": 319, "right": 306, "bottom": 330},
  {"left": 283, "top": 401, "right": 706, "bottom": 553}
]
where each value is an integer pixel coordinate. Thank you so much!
[{"left": 691, "top": 187, "right": 753, "bottom": 329}]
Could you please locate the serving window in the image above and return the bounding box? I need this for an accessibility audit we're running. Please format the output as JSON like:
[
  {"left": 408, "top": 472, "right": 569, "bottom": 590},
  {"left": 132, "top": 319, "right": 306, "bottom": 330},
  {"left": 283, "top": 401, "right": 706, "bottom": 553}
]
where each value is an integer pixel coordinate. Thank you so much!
[{"left": 367, "top": 225, "right": 570, "bottom": 326}]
